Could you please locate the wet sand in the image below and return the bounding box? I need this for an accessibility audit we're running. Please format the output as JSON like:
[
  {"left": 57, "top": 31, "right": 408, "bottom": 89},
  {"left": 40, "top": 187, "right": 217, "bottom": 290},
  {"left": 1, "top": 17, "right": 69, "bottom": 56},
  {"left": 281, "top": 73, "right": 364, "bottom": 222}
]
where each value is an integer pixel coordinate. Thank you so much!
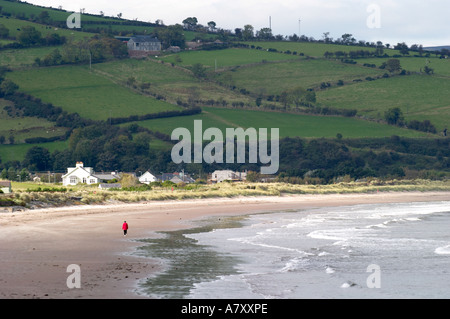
[{"left": 0, "top": 191, "right": 449, "bottom": 299}]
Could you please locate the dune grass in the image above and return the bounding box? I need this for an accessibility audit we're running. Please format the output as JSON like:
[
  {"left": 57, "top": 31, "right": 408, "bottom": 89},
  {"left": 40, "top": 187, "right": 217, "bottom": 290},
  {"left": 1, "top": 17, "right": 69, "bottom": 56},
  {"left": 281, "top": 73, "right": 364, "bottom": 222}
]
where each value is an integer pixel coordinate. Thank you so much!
[{"left": 6, "top": 179, "right": 450, "bottom": 208}]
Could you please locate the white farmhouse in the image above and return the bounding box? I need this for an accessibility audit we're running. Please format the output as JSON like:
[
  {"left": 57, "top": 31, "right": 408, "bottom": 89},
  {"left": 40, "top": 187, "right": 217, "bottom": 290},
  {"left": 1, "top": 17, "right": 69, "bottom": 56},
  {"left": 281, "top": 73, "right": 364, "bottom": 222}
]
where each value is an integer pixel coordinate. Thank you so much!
[
  {"left": 62, "top": 162, "right": 116, "bottom": 186},
  {"left": 138, "top": 171, "right": 158, "bottom": 185}
]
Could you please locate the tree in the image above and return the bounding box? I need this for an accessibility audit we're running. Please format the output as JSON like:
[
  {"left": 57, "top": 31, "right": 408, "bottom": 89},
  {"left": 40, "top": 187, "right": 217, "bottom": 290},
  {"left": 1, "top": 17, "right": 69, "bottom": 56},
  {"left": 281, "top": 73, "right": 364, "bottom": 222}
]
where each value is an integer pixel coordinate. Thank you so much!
[
  {"left": 385, "top": 59, "right": 401, "bottom": 73},
  {"left": 18, "top": 26, "right": 42, "bottom": 46},
  {"left": 234, "top": 28, "right": 242, "bottom": 40},
  {"left": 242, "top": 25, "right": 254, "bottom": 40},
  {"left": 322, "top": 32, "right": 332, "bottom": 43},
  {"left": 256, "top": 28, "right": 273, "bottom": 40},
  {"left": 207, "top": 21, "right": 216, "bottom": 32},
  {"left": 191, "top": 63, "right": 206, "bottom": 78},
  {"left": 23, "top": 146, "right": 51, "bottom": 171},
  {"left": 0, "top": 79, "right": 19, "bottom": 96},
  {"left": 394, "top": 42, "right": 409, "bottom": 55},
  {"left": 156, "top": 24, "right": 185, "bottom": 49},
  {"left": 340, "top": 33, "right": 356, "bottom": 45},
  {"left": 0, "top": 23, "right": 9, "bottom": 39},
  {"left": 182, "top": 17, "right": 198, "bottom": 30},
  {"left": 37, "top": 11, "right": 51, "bottom": 24},
  {"left": 384, "top": 107, "right": 404, "bottom": 126},
  {"left": 424, "top": 65, "right": 434, "bottom": 75}
]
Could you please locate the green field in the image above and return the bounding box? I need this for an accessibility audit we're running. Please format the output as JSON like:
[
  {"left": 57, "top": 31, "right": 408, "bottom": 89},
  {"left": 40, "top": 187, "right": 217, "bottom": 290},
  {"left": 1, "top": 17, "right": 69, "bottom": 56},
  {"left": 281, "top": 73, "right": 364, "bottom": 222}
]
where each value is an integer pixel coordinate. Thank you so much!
[
  {"left": 130, "top": 106, "right": 430, "bottom": 139},
  {"left": 316, "top": 74, "right": 450, "bottom": 131},
  {"left": 215, "top": 58, "right": 386, "bottom": 94},
  {"left": 357, "top": 56, "right": 450, "bottom": 77},
  {"left": 0, "top": 16, "right": 94, "bottom": 40},
  {"left": 6, "top": 65, "right": 182, "bottom": 120},
  {"left": 161, "top": 48, "right": 300, "bottom": 69},
  {"left": 0, "top": 140, "right": 68, "bottom": 164},
  {"left": 93, "top": 58, "right": 255, "bottom": 105},
  {"left": 0, "top": 46, "right": 60, "bottom": 68},
  {"left": 0, "top": 0, "right": 118, "bottom": 23},
  {"left": 239, "top": 41, "right": 384, "bottom": 57}
]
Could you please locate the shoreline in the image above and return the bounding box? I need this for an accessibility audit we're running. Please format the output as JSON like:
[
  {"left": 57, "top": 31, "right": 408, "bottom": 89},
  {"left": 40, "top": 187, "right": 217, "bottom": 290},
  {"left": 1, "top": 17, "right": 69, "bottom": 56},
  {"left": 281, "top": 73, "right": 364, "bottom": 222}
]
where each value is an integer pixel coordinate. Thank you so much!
[{"left": 0, "top": 191, "right": 449, "bottom": 299}]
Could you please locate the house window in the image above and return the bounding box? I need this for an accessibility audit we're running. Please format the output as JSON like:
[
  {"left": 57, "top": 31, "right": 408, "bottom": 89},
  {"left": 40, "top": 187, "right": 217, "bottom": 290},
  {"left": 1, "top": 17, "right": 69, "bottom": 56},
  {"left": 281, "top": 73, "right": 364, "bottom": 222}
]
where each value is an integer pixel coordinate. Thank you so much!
[
  {"left": 82, "top": 178, "right": 87, "bottom": 184},
  {"left": 90, "top": 179, "right": 96, "bottom": 184},
  {"left": 70, "top": 176, "right": 77, "bottom": 184}
]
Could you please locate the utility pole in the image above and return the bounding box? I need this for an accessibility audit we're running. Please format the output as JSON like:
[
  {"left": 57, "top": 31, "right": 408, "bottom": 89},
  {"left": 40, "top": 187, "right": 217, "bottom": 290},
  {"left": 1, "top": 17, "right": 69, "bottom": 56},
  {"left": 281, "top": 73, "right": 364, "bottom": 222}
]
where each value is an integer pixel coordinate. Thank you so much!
[{"left": 298, "top": 19, "right": 301, "bottom": 38}]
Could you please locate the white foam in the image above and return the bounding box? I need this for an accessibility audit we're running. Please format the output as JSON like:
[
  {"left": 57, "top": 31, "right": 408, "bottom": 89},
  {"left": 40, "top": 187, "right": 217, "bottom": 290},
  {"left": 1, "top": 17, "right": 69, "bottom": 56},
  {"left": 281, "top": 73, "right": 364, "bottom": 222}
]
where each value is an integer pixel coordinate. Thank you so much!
[
  {"left": 325, "top": 267, "right": 335, "bottom": 274},
  {"left": 435, "top": 245, "right": 450, "bottom": 255}
]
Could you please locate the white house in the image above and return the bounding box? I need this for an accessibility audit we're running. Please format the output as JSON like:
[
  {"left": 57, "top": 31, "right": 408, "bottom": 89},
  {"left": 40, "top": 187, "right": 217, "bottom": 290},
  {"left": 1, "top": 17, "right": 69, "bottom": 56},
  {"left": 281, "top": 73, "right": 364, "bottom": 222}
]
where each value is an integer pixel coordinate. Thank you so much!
[
  {"left": 210, "top": 170, "right": 247, "bottom": 183},
  {"left": 62, "top": 162, "right": 116, "bottom": 186},
  {"left": 139, "top": 171, "right": 158, "bottom": 185},
  {"left": 0, "top": 181, "right": 12, "bottom": 194}
]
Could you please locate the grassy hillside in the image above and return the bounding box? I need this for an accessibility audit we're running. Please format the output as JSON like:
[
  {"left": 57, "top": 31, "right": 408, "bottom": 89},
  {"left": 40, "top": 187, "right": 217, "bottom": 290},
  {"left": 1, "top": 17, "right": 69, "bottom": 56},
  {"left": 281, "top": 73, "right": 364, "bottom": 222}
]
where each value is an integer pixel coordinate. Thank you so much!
[
  {"left": 316, "top": 74, "right": 450, "bottom": 131},
  {"left": 93, "top": 57, "right": 255, "bottom": 106},
  {"left": 127, "top": 106, "right": 430, "bottom": 139},
  {"left": 0, "top": 16, "right": 94, "bottom": 40},
  {"left": 214, "top": 58, "right": 386, "bottom": 94},
  {"left": 6, "top": 65, "right": 181, "bottom": 120},
  {"left": 0, "top": 0, "right": 448, "bottom": 181}
]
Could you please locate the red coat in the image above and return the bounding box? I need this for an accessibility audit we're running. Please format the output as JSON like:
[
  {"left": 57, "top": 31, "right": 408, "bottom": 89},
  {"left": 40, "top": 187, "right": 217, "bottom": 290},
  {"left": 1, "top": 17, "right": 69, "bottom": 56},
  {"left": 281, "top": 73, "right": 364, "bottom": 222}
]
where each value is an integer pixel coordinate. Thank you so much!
[{"left": 122, "top": 222, "right": 128, "bottom": 230}]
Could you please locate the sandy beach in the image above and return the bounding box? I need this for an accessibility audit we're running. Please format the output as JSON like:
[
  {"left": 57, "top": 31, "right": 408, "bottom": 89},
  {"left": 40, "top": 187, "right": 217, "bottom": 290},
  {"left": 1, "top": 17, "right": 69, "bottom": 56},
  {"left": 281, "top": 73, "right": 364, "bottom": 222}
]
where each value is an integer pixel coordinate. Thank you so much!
[{"left": 0, "top": 191, "right": 449, "bottom": 299}]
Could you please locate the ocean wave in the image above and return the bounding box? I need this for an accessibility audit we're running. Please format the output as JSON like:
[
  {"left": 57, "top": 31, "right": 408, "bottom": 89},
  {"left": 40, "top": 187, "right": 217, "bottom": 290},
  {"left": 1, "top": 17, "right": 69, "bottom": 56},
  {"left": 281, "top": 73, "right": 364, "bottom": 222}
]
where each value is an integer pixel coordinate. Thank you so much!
[{"left": 435, "top": 245, "right": 450, "bottom": 255}]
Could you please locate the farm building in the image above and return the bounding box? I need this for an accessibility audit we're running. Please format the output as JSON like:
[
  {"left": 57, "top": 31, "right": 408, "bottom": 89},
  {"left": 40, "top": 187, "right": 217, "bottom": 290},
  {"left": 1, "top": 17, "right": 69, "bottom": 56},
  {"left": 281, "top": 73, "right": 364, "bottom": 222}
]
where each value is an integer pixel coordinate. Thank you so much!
[
  {"left": 127, "top": 36, "right": 161, "bottom": 57},
  {"left": 0, "top": 181, "right": 12, "bottom": 194},
  {"left": 62, "top": 162, "right": 117, "bottom": 186},
  {"left": 210, "top": 170, "right": 247, "bottom": 183}
]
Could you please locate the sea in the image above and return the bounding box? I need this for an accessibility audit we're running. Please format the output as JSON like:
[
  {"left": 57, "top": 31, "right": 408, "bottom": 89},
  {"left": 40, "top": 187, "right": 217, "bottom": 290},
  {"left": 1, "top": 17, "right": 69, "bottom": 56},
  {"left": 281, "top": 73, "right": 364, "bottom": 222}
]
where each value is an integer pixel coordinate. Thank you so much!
[{"left": 136, "top": 200, "right": 450, "bottom": 299}]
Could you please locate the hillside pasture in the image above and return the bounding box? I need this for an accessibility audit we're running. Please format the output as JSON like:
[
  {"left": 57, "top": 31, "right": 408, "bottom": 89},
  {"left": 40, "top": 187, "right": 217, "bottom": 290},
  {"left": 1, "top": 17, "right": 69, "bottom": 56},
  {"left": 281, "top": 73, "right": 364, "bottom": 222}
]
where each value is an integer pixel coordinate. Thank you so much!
[
  {"left": 316, "top": 74, "right": 450, "bottom": 131},
  {"left": 0, "top": 46, "right": 58, "bottom": 68},
  {"left": 239, "top": 41, "right": 385, "bottom": 58},
  {"left": 130, "top": 106, "right": 430, "bottom": 139},
  {"left": 0, "top": 16, "right": 94, "bottom": 40},
  {"left": 93, "top": 58, "right": 256, "bottom": 105},
  {"left": 160, "top": 48, "right": 300, "bottom": 69},
  {"left": 214, "top": 58, "right": 386, "bottom": 95},
  {"left": 6, "top": 65, "right": 182, "bottom": 120}
]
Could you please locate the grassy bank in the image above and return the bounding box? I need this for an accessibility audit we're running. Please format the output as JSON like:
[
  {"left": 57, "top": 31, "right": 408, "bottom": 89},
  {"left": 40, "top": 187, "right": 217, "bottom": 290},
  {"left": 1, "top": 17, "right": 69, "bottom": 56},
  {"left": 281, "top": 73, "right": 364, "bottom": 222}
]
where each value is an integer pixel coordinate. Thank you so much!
[{"left": 3, "top": 179, "right": 449, "bottom": 209}]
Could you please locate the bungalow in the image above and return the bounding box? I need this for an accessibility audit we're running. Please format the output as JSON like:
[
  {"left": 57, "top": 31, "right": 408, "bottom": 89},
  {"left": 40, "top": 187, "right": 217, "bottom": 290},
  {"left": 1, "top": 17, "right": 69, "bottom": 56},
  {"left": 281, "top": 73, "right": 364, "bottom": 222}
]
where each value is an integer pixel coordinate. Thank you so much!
[
  {"left": 62, "top": 162, "right": 117, "bottom": 186},
  {"left": 138, "top": 171, "right": 158, "bottom": 185},
  {"left": 0, "top": 181, "right": 12, "bottom": 194},
  {"left": 210, "top": 170, "right": 247, "bottom": 183}
]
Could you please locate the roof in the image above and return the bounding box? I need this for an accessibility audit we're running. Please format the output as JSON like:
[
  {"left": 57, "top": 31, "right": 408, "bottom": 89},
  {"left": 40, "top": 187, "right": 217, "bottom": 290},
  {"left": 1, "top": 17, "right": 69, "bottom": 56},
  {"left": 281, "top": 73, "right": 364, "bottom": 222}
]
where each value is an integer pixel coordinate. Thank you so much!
[
  {"left": 99, "top": 183, "right": 121, "bottom": 189},
  {"left": 130, "top": 36, "right": 160, "bottom": 43},
  {"left": 62, "top": 166, "right": 92, "bottom": 178},
  {"left": 0, "top": 181, "right": 11, "bottom": 187},
  {"left": 94, "top": 174, "right": 117, "bottom": 180}
]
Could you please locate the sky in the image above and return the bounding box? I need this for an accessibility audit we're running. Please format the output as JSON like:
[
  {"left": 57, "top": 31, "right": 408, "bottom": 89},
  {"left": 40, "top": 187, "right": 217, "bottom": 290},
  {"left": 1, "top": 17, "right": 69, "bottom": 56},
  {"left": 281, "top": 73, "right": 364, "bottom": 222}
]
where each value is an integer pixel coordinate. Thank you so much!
[{"left": 26, "top": 0, "right": 450, "bottom": 47}]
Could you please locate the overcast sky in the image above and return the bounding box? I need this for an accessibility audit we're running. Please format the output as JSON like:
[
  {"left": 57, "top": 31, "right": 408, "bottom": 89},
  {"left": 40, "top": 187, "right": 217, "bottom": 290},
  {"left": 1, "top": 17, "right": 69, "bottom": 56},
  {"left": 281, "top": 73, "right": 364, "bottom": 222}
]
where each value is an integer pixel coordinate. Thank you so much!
[{"left": 27, "top": 0, "right": 450, "bottom": 47}]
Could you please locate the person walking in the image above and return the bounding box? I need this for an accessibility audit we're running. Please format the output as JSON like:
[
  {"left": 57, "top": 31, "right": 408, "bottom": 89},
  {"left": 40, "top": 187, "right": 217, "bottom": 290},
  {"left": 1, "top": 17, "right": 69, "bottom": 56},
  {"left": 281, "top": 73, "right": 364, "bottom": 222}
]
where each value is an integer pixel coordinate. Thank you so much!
[{"left": 122, "top": 221, "right": 129, "bottom": 236}]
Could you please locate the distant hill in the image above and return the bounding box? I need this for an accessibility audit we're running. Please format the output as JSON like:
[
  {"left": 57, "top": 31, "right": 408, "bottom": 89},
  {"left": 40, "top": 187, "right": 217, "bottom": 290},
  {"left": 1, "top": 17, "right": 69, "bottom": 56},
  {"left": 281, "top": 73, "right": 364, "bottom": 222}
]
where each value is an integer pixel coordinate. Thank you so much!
[{"left": 424, "top": 46, "right": 450, "bottom": 51}]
